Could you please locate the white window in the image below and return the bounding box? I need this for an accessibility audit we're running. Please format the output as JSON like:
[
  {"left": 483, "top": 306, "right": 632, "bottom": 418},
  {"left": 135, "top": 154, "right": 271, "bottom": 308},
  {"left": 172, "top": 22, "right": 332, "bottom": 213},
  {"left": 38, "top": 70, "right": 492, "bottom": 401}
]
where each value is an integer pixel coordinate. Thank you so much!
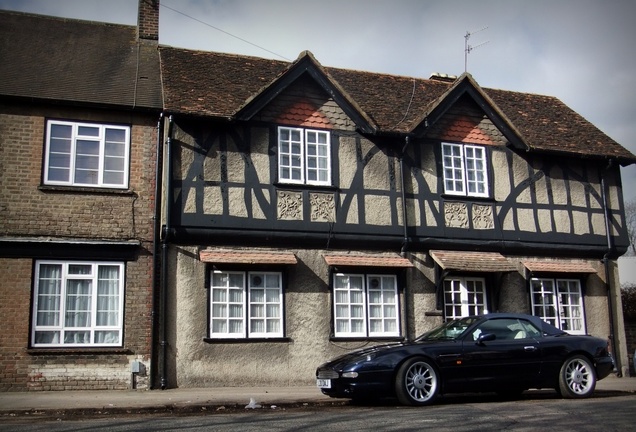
[
  {"left": 32, "top": 261, "right": 124, "bottom": 347},
  {"left": 442, "top": 142, "right": 488, "bottom": 197},
  {"left": 530, "top": 278, "right": 585, "bottom": 334},
  {"left": 278, "top": 126, "right": 330, "bottom": 185},
  {"left": 209, "top": 271, "right": 283, "bottom": 338},
  {"left": 44, "top": 120, "right": 130, "bottom": 188},
  {"left": 333, "top": 274, "right": 399, "bottom": 338},
  {"left": 443, "top": 277, "right": 488, "bottom": 320}
]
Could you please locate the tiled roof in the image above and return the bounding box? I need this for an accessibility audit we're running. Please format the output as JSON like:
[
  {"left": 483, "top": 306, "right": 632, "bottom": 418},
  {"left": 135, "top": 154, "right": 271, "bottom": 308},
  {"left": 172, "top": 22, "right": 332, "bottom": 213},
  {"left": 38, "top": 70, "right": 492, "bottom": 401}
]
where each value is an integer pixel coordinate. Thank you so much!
[
  {"left": 199, "top": 249, "right": 297, "bottom": 265},
  {"left": 323, "top": 253, "right": 414, "bottom": 268},
  {"left": 430, "top": 250, "right": 517, "bottom": 272},
  {"left": 523, "top": 260, "right": 597, "bottom": 274},
  {"left": 0, "top": 11, "right": 162, "bottom": 110},
  {"left": 159, "top": 48, "right": 635, "bottom": 163}
]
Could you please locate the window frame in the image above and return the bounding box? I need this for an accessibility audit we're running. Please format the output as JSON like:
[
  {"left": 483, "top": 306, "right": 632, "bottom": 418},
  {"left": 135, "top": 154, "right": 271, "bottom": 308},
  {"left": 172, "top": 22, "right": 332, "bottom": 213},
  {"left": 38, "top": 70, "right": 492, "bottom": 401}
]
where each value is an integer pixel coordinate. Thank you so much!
[
  {"left": 43, "top": 119, "right": 131, "bottom": 189},
  {"left": 443, "top": 276, "right": 488, "bottom": 320},
  {"left": 530, "top": 277, "right": 586, "bottom": 335},
  {"left": 441, "top": 142, "right": 489, "bottom": 198},
  {"left": 208, "top": 270, "right": 284, "bottom": 339},
  {"left": 332, "top": 273, "right": 400, "bottom": 338},
  {"left": 31, "top": 260, "right": 125, "bottom": 348},
  {"left": 277, "top": 126, "right": 331, "bottom": 186}
]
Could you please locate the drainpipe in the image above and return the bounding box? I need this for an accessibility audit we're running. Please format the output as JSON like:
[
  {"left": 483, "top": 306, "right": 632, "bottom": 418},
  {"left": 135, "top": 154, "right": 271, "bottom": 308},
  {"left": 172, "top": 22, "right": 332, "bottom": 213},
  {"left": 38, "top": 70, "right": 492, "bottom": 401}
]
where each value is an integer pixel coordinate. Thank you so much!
[
  {"left": 159, "top": 115, "right": 174, "bottom": 389},
  {"left": 600, "top": 159, "right": 618, "bottom": 372},
  {"left": 149, "top": 112, "right": 165, "bottom": 389},
  {"left": 399, "top": 135, "right": 412, "bottom": 339},
  {"left": 399, "top": 136, "right": 411, "bottom": 256}
]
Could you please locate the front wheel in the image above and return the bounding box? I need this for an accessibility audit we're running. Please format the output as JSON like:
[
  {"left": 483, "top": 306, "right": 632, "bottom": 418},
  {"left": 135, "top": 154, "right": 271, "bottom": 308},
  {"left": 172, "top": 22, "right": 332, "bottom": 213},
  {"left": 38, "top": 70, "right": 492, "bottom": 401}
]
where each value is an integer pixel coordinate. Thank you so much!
[
  {"left": 394, "top": 357, "right": 440, "bottom": 406},
  {"left": 558, "top": 355, "right": 596, "bottom": 398}
]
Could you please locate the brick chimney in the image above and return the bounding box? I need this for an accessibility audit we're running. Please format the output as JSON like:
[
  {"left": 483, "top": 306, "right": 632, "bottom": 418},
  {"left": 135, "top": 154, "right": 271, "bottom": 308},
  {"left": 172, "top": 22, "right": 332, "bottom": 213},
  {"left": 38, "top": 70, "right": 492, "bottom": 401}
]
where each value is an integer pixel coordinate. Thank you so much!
[{"left": 137, "top": 0, "right": 159, "bottom": 41}]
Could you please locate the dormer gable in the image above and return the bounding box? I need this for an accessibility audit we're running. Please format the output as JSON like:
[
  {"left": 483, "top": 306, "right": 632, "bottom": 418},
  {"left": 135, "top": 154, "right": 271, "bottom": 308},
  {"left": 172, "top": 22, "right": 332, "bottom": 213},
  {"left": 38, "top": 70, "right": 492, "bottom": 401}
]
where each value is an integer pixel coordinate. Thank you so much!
[
  {"left": 411, "top": 73, "right": 528, "bottom": 150},
  {"left": 250, "top": 74, "right": 356, "bottom": 131},
  {"left": 427, "top": 95, "right": 506, "bottom": 146},
  {"left": 235, "top": 51, "right": 376, "bottom": 133}
]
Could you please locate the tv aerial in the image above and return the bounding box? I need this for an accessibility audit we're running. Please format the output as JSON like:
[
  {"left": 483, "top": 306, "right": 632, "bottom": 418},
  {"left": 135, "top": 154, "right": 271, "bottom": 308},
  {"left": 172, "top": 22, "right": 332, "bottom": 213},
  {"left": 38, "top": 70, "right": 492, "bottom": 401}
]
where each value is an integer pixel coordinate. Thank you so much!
[{"left": 464, "top": 26, "right": 489, "bottom": 73}]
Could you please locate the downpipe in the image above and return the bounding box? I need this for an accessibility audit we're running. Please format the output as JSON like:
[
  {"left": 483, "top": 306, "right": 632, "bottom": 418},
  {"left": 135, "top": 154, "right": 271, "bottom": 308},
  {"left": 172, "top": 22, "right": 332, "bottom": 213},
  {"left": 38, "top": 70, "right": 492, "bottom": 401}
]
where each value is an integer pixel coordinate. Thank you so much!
[
  {"left": 159, "top": 115, "right": 174, "bottom": 389},
  {"left": 600, "top": 159, "right": 618, "bottom": 374},
  {"left": 149, "top": 112, "right": 165, "bottom": 389}
]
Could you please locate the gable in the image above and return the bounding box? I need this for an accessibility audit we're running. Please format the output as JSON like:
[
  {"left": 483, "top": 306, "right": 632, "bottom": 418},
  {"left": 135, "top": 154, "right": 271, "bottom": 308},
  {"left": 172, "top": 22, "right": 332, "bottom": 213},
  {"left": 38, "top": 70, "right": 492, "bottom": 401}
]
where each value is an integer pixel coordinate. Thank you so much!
[
  {"left": 253, "top": 74, "right": 355, "bottom": 131},
  {"left": 427, "top": 95, "right": 507, "bottom": 146}
]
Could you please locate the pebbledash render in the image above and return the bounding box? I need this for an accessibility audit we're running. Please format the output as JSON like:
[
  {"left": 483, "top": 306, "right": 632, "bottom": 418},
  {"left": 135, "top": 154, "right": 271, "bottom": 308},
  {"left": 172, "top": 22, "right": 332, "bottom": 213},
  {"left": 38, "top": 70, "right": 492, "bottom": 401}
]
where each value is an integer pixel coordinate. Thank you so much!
[{"left": 0, "top": 0, "right": 634, "bottom": 392}]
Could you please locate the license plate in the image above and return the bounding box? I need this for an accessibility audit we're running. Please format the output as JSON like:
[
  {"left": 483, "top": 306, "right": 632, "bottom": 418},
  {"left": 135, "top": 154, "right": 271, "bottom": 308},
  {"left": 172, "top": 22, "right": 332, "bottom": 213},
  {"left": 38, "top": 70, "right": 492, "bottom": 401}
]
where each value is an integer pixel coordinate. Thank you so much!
[{"left": 316, "top": 378, "right": 331, "bottom": 389}]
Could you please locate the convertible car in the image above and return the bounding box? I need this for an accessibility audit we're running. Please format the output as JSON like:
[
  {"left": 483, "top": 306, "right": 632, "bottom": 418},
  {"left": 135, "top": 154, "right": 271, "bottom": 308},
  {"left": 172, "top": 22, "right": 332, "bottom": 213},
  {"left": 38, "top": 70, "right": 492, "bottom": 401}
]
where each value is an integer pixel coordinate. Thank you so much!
[{"left": 316, "top": 313, "right": 614, "bottom": 406}]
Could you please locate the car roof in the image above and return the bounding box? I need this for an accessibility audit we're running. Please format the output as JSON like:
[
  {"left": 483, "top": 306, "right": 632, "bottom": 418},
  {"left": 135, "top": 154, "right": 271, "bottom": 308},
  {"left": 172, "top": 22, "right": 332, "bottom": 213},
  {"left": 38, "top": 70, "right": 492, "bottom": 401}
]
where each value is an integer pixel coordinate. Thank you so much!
[{"left": 473, "top": 313, "right": 566, "bottom": 336}]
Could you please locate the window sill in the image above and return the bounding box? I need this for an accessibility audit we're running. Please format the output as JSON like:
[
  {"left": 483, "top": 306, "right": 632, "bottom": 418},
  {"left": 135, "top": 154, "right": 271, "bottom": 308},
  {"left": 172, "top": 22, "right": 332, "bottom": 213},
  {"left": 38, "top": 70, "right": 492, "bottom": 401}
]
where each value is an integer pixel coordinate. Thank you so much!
[
  {"left": 274, "top": 183, "right": 339, "bottom": 192},
  {"left": 329, "top": 336, "right": 405, "bottom": 343},
  {"left": 441, "top": 194, "right": 495, "bottom": 203},
  {"left": 203, "top": 337, "right": 292, "bottom": 344},
  {"left": 27, "top": 347, "right": 132, "bottom": 355},
  {"left": 38, "top": 185, "right": 135, "bottom": 196}
]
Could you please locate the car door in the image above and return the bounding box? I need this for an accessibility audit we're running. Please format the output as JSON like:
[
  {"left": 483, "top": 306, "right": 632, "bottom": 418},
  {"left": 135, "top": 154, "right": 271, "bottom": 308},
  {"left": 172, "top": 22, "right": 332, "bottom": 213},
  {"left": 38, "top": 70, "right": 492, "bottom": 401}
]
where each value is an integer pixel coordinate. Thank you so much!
[{"left": 459, "top": 318, "right": 541, "bottom": 391}]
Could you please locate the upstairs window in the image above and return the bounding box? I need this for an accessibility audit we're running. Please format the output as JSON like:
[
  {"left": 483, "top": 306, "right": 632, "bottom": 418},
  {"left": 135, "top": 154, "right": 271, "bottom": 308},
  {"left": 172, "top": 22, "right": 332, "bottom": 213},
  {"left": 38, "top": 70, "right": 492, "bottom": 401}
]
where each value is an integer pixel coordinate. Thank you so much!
[
  {"left": 278, "top": 127, "right": 331, "bottom": 186},
  {"left": 442, "top": 142, "right": 488, "bottom": 197},
  {"left": 31, "top": 261, "right": 124, "bottom": 347},
  {"left": 333, "top": 273, "right": 399, "bottom": 338},
  {"left": 44, "top": 120, "right": 130, "bottom": 188}
]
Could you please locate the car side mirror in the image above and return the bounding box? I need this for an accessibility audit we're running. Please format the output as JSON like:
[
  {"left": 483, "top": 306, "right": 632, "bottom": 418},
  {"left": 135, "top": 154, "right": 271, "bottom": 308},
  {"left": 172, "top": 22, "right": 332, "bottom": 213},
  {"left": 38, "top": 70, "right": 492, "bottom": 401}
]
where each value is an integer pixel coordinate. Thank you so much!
[{"left": 476, "top": 333, "right": 496, "bottom": 345}]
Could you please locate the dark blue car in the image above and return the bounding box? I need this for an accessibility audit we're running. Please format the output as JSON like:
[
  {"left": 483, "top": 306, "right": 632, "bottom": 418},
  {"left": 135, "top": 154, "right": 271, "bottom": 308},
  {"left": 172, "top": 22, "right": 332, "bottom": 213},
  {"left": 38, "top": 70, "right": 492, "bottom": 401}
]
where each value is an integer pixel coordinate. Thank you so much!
[{"left": 316, "top": 313, "right": 614, "bottom": 406}]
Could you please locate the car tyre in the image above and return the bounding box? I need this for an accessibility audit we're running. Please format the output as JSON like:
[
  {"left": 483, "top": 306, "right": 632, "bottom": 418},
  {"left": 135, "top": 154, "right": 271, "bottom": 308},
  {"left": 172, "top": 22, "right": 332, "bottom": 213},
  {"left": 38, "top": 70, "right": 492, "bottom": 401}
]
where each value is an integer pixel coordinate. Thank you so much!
[
  {"left": 558, "top": 355, "right": 596, "bottom": 398},
  {"left": 395, "top": 357, "right": 439, "bottom": 406}
]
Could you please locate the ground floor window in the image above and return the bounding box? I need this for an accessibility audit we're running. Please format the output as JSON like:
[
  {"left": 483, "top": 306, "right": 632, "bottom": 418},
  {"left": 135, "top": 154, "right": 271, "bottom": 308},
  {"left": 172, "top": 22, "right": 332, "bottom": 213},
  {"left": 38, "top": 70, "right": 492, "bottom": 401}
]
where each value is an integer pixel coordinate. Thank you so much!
[
  {"left": 530, "top": 278, "right": 585, "bottom": 334},
  {"left": 443, "top": 277, "right": 488, "bottom": 320},
  {"left": 209, "top": 270, "right": 283, "bottom": 338},
  {"left": 333, "top": 273, "right": 399, "bottom": 338},
  {"left": 32, "top": 261, "right": 124, "bottom": 347}
]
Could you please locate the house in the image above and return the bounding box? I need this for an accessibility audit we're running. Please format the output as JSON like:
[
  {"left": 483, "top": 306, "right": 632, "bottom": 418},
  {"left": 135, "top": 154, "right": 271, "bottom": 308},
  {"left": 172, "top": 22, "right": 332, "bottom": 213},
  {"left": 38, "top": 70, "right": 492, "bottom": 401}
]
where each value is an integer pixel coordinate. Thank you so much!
[
  {"left": 156, "top": 41, "right": 636, "bottom": 386},
  {"left": 1, "top": 0, "right": 634, "bottom": 393},
  {"left": 0, "top": 1, "right": 162, "bottom": 390}
]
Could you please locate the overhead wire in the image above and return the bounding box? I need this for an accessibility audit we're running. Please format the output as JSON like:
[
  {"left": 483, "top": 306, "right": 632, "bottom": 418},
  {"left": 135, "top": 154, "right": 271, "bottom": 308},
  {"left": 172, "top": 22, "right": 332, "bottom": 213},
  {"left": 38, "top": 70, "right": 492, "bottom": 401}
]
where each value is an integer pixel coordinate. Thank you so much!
[{"left": 160, "top": 2, "right": 292, "bottom": 61}]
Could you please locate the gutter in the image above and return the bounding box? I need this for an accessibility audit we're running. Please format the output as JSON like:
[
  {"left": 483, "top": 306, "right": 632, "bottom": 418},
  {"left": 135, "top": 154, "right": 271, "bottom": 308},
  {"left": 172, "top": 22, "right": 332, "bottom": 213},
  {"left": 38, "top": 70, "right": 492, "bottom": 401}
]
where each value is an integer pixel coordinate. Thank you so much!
[{"left": 600, "top": 159, "right": 618, "bottom": 373}]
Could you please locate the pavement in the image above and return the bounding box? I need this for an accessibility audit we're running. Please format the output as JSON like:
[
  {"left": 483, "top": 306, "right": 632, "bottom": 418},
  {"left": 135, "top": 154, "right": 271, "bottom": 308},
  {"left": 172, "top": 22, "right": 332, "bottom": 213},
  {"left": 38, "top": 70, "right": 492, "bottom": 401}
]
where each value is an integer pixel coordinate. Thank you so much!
[{"left": 0, "top": 375, "right": 634, "bottom": 418}]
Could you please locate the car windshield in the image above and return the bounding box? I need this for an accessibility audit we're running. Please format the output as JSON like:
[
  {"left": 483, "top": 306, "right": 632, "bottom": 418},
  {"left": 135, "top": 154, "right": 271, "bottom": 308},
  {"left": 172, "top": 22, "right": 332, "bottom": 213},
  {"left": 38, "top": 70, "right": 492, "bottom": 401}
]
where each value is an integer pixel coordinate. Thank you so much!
[{"left": 415, "top": 316, "right": 480, "bottom": 341}]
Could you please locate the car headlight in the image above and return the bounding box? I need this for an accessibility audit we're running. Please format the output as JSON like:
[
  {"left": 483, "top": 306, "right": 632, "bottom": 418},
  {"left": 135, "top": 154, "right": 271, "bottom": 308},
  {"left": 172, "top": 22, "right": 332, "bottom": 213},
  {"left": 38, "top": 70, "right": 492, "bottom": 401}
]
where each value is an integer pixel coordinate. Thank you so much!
[{"left": 341, "top": 371, "right": 359, "bottom": 378}]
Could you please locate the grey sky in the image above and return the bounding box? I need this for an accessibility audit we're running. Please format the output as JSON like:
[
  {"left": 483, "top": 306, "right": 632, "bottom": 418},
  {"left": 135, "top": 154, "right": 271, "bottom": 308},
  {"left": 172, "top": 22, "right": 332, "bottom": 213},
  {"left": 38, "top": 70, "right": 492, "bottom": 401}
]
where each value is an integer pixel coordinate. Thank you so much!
[{"left": 2, "top": 0, "right": 635, "bottom": 200}]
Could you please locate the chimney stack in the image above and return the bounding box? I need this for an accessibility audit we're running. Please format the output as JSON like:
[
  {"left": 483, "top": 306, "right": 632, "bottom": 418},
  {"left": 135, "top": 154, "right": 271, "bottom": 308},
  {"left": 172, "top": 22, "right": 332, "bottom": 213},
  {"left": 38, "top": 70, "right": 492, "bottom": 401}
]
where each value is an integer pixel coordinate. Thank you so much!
[{"left": 137, "top": 0, "right": 159, "bottom": 41}]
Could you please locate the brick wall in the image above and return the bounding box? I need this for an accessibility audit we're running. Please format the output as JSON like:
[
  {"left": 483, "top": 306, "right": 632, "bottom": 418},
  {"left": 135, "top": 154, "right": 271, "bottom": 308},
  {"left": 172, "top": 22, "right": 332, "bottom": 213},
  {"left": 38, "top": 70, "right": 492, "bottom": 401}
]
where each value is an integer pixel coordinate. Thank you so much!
[{"left": 0, "top": 103, "right": 157, "bottom": 391}]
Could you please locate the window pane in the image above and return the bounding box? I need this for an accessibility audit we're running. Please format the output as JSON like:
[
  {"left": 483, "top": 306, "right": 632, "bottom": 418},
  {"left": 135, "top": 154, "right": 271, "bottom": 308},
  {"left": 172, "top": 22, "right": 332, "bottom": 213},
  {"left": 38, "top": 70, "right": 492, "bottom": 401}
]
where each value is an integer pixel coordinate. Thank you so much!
[
  {"left": 105, "top": 128, "right": 126, "bottom": 143},
  {"left": 77, "top": 126, "right": 99, "bottom": 137}
]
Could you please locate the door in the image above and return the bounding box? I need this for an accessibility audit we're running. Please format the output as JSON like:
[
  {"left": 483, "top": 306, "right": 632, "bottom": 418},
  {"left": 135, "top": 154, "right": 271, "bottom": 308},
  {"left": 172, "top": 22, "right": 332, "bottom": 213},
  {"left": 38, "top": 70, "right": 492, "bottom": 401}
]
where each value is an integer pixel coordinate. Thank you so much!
[{"left": 459, "top": 318, "right": 541, "bottom": 391}]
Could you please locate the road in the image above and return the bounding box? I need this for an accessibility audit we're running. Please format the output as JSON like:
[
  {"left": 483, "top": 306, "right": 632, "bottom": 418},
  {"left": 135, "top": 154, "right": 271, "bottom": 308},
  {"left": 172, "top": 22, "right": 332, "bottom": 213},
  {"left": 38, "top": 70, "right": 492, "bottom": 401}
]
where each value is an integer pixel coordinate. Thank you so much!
[{"left": 2, "top": 391, "right": 635, "bottom": 431}]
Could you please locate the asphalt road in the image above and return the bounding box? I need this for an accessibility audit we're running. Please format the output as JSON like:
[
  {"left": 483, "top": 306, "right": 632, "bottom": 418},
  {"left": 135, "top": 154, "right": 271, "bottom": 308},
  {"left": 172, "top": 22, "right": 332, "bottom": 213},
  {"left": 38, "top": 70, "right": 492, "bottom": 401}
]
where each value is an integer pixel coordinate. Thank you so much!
[{"left": 2, "top": 391, "right": 635, "bottom": 431}]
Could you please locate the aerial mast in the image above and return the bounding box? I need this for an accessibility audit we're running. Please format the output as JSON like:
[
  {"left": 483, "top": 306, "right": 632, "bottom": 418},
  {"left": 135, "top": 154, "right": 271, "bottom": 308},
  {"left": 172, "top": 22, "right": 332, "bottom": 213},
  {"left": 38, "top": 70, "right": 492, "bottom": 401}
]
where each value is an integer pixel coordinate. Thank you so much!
[{"left": 464, "top": 26, "right": 489, "bottom": 73}]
